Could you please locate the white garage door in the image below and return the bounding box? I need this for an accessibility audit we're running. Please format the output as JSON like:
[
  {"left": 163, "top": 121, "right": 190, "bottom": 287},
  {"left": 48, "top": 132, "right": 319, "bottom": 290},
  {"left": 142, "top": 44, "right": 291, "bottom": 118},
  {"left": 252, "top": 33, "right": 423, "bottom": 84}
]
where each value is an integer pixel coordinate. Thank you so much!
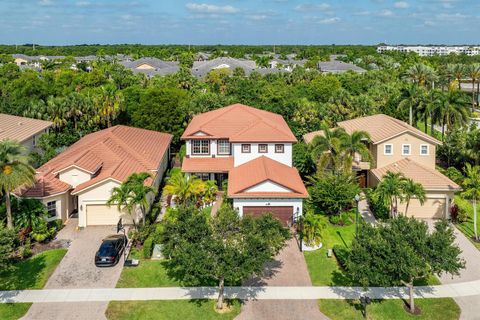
[
  {"left": 401, "top": 198, "right": 446, "bottom": 219},
  {"left": 86, "top": 204, "right": 133, "bottom": 226}
]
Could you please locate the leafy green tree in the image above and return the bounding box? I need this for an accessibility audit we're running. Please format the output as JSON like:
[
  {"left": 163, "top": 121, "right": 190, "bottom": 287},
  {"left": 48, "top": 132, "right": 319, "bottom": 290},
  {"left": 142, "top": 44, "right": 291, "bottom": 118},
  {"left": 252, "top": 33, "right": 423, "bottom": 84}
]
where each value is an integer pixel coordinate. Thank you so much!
[
  {"left": 341, "top": 130, "right": 372, "bottom": 164},
  {"left": 292, "top": 143, "right": 315, "bottom": 178},
  {"left": 309, "top": 125, "right": 349, "bottom": 173},
  {"left": 0, "top": 223, "right": 15, "bottom": 270},
  {"left": 466, "top": 64, "right": 480, "bottom": 111},
  {"left": 160, "top": 205, "right": 289, "bottom": 310},
  {"left": 347, "top": 217, "right": 464, "bottom": 314},
  {"left": 398, "top": 84, "right": 427, "bottom": 126},
  {"left": 404, "top": 63, "right": 436, "bottom": 87},
  {"left": 401, "top": 178, "right": 426, "bottom": 216},
  {"left": 462, "top": 163, "right": 480, "bottom": 240},
  {"left": 0, "top": 140, "right": 36, "bottom": 229},
  {"left": 308, "top": 172, "right": 360, "bottom": 215}
]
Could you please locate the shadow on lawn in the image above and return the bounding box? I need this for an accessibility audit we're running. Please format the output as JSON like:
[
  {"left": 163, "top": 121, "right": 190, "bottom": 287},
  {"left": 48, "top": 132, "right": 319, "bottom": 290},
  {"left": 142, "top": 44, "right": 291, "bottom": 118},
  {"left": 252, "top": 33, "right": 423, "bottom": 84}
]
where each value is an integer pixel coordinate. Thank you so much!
[{"left": 0, "top": 255, "right": 47, "bottom": 290}]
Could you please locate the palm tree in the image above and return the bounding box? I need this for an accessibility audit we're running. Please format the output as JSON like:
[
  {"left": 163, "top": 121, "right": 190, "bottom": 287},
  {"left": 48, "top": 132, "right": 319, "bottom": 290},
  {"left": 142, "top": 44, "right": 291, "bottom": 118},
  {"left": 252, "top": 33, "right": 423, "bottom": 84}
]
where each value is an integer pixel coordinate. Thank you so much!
[
  {"left": 202, "top": 180, "right": 218, "bottom": 207},
  {"left": 451, "top": 64, "right": 465, "bottom": 90},
  {"left": 107, "top": 183, "right": 137, "bottom": 229},
  {"left": 398, "top": 84, "right": 427, "bottom": 126},
  {"left": 375, "top": 172, "right": 405, "bottom": 218},
  {"left": 462, "top": 163, "right": 480, "bottom": 241},
  {"left": 404, "top": 63, "right": 436, "bottom": 87},
  {"left": 430, "top": 90, "right": 470, "bottom": 139},
  {"left": 341, "top": 130, "right": 373, "bottom": 165},
  {"left": 124, "top": 172, "right": 156, "bottom": 226},
  {"left": 401, "top": 178, "right": 426, "bottom": 216},
  {"left": 466, "top": 64, "right": 480, "bottom": 111},
  {"left": 94, "top": 85, "right": 123, "bottom": 128},
  {"left": 310, "top": 125, "right": 348, "bottom": 173},
  {"left": 163, "top": 172, "right": 205, "bottom": 206},
  {"left": 0, "top": 140, "right": 36, "bottom": 229}
]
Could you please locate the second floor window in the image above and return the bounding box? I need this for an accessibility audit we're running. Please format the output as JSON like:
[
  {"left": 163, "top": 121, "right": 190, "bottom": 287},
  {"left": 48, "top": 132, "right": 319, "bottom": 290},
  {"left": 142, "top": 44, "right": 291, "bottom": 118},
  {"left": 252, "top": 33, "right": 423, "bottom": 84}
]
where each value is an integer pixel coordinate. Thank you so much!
[
  {"left": 275, "top": 144, "right": 284, "bottom": 153},
  {"left": 258, "top": 144, "right": 268, "bottom": 153},
  {"left": 420, "top": 144, "right": 429, "bottom": 155},
  {"left": 192, "top": 140, "right": 209, "bottom": 155},
  {"left": 384, "top": 144, "right": 393, "bottom": 155},
  {"left": 242, "top": 144, "right": 251, "bottom": 153},
  {"left": 217, "top": 140, "right": 231, "bottom": 155},
  {"left": 402, "top": 144, "right": 411, "bottom": 155}
]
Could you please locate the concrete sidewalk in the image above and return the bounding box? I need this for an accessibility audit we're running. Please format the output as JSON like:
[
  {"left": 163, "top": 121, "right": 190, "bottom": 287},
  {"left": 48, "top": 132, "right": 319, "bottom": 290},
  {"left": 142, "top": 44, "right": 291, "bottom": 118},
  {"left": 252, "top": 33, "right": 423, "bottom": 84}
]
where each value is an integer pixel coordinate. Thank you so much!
[{"left": 2, "top": 280, "right": 480, "bottom": 304}]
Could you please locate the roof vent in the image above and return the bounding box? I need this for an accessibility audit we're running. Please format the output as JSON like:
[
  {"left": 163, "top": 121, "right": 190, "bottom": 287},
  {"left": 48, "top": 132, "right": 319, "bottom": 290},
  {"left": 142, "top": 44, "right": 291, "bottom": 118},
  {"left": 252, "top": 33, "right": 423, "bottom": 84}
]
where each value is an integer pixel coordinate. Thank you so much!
[{"left": 18, "top": 121, "right": 23, "bottom": 126}]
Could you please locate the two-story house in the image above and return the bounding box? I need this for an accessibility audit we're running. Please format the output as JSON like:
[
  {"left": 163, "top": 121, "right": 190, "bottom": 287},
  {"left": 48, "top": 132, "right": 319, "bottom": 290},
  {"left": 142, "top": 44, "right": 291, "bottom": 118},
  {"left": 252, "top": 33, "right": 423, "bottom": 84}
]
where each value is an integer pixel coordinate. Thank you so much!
[
  {"left": 304, "top": 114, "right": 461, "bottom": 219},
  {"left": 17, "top": 126, "right": 172, "bottom": 228},
  {"left": 181, "top": 104, "right": 308, "bottom": 225}
]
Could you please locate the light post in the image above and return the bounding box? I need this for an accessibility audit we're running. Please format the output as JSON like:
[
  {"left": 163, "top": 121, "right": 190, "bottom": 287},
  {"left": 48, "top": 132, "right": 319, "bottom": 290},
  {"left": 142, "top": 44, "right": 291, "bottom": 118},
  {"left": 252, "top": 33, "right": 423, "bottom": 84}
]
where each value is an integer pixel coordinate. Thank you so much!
[{"left": 354, "top": 194, "right": 360, "bottom": 239}]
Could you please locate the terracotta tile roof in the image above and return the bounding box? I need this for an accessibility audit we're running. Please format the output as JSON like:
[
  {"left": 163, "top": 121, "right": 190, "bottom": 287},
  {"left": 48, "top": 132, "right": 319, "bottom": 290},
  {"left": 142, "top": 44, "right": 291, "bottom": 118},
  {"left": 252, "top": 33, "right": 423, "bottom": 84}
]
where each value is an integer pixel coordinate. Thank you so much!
[
  {"left": 371, "top": 158, "right": 461, "bottom": 191},
  {"left": 182, "top": 157, "right": 233, "bottom": 173},
  {"left": 17, "top": 126, "right": 172, "bottom": 198},
  {"left": 303, "top": 114, "right": 441, "bottom": 145},
  {"left": 228, "top": 156, "right": 308, "bottom": 198},
  {"left": 181, "top": 104, "right": 297, "bottom": 143},
  {"left": 0, "top": 114, "right": 52, "bottom": 143}
]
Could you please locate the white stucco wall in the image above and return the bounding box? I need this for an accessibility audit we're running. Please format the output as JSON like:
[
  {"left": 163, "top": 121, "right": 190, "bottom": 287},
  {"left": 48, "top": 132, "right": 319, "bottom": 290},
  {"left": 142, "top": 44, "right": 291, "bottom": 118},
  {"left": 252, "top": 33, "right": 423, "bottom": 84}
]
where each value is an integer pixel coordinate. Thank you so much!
[
  {"left": 232, "top": 143, "right": 292, "bottom": 167},
  {"left": 245, "top": 180, "right": 292, "bottom": 193},
  {"left": 233, "top": 198, "right": 303, "bottom": 219},
  {"left": 40, "top": 192, "right": 70, "bottom": 222},
  {"left": 58, "top": 167, "right": 92, "bottom": 188},
  {"left": 77, "top": 180, "right": 121, "bottom": 227}
]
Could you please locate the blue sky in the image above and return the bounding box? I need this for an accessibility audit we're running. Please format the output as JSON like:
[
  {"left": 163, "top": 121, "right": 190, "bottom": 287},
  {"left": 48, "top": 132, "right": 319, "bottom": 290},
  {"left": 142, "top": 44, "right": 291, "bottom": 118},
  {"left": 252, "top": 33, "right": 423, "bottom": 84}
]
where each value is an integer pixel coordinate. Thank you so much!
[{"left": 0, "top": 0, "right": 478, "bottom": 45}]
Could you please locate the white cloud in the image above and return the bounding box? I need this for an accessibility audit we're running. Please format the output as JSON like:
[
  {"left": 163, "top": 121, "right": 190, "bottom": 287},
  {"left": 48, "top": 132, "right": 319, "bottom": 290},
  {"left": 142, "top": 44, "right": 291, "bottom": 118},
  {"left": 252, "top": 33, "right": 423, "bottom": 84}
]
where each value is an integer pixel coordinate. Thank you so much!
[
  {"left": 38, "top": 0, "right": 53, "bottom": 6},
  {"left": 394, "top": 1, "right": 409, "bottom": 9},
  {"left": 186, "top": 3, "right": 239, "bottom": 14},
  {"left": 318, "top": 17, "right": 340, "bottom": 24},
  {"left": 246, "top": 15, "right": 268, "bottom": 21},
  {"left": 295, "top": 3, "right": 331, "bottom": 12}
]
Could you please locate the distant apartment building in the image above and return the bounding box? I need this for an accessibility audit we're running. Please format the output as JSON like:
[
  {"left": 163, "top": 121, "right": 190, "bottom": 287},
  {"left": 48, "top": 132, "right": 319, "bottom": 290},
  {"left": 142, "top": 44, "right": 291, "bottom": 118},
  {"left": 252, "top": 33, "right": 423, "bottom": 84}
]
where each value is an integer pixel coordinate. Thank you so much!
[{"left": 377, "top": 45, "right": 480, "bottom": 56}]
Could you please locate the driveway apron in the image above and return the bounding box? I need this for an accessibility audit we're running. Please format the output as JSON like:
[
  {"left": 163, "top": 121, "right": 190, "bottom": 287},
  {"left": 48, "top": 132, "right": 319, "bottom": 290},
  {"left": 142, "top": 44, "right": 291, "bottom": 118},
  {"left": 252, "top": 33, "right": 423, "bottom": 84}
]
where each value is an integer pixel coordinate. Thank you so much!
[
  {"left": 22, "top": 220, "right": 126, "bottom": 320},
  {"left": 235, "top": 238, "right": 329, "bottom": 320}
]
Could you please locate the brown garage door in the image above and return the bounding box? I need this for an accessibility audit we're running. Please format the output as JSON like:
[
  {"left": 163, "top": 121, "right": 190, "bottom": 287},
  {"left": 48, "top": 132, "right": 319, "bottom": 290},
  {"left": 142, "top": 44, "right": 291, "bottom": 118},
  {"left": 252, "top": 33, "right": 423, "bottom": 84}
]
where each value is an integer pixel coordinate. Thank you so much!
[{"left": 243, "top": 206, "right": 293, "bottom": 226}]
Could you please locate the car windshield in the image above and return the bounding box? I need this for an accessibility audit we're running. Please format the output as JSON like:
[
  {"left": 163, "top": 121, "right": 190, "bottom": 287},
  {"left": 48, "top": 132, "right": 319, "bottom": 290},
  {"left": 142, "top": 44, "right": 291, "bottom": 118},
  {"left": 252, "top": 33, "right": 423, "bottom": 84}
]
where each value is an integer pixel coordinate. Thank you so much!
[{"left": 98, "top": 241, "right": 117, "bottom": 256}]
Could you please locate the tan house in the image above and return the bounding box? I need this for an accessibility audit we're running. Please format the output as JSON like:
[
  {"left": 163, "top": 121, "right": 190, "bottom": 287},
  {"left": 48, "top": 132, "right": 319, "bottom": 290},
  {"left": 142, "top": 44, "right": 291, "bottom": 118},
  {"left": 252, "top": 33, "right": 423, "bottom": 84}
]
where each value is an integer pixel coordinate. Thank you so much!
[
  {"left": 304, "top": 114, "right": 461, "bottom": 219},
  {"left": 0, "top": 114, "right": 52, "bottom": 151},
  {"left": 17, "top": 126, "right": 172, "bottom": 227}
]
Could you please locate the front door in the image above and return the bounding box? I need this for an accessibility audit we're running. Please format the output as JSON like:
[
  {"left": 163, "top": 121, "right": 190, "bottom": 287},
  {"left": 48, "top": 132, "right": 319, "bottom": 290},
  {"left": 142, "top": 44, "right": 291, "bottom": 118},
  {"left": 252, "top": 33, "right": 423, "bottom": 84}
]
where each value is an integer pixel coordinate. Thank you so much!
[{"left": 215, "top": 173, "right": 227, "bottom": 190}]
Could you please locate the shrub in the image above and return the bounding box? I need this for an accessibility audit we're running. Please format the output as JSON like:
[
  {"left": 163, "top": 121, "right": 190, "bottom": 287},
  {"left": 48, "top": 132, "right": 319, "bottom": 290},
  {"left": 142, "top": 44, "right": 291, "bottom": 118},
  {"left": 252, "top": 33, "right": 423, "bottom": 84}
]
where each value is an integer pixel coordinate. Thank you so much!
[
  {"left": 31, "top": 219, "right": 55, "bottom": 243},
  {"left": 49, "top": 219, "right": 64, "bottom": 231},
  {"left": 329, "top": 212, "right": 352, "bottom": 226},
  {"left": 364, "top": 188, "right": 389, "bottom": 220},
  {"left": 308, "top": 172, "right": 360, "bottom": 215},
  {"left": 302, "top": 212, "right": 325, "bottom": 247},
  {"left": 143, "top": 236, "right": 154, "bottom": 259},
  {"left": 333, "top": 245, "right": 349, "bottom": 269},
  {"left": 19, "top": 239, "right": 32, "bottom": 259}
]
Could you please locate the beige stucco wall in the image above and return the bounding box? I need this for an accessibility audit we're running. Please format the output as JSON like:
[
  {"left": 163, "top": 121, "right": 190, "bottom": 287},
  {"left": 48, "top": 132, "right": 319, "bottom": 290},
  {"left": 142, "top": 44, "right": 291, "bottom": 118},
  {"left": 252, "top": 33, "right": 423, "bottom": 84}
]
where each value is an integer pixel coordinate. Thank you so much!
[
  {"left": 373, "top": 133, "right": 436, "bottom": 169},
  {"left": 59, "top": 167, "right": 92, "bottom": 188},
  {"left": 40, "top": 193, "right": 70, "bottom": 222},
  {"left": 77, "top": 180, "right": 121, "bottom": 227},
  {"left": 396, "top": 190, "right": 454, "bottom": 219}
]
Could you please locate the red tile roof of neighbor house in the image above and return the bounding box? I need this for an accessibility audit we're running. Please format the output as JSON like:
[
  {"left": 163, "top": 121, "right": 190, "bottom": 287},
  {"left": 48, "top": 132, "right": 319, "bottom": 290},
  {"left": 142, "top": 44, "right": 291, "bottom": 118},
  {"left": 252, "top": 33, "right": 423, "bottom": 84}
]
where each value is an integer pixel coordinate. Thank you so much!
[
  {"left": 228, "top": 156, "right": 308, "bottom": 198},
  {"left": 181, "top": 104, "right": 297, "bottom": 143},
  {"left": 17, "top": 126, "right": 172, "bottom": 198},
  {"left": 182, "top": 157, "right": 233, "bottom": 173},
  {"left": 371, "top": 158, "right": 461, "bottom": 191},
  {"left": 303, "top": 114, "right": 441, "bottom": 145},
  {"left": 0, "top": 114, "right": 52, "bottom": 143}
]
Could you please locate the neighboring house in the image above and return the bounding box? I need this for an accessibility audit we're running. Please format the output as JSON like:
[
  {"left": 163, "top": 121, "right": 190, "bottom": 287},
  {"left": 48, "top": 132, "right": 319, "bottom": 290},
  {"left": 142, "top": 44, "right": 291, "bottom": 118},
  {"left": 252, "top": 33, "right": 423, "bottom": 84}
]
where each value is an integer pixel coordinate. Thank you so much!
[
  {"left": 304, "top": 114, "right": 461, "bottom": 219},
  {"left": 181, "top": 104, "right": 308, "bottom": 225},
  {"left": 191, "top": 57, "right": 258, "bottom": 77},
  {"left": 12, "top": 54, "right": 41, "bottom": 68},
  {"left": 119, "top": 58, "right": 179, "bottom": 77},
  {"left": 0, "top": 114, "right": 52, "bottom": 151},
  {"left": 17, "top": 126, "right": 172, "bottom": 227},
  {"left": 317, "top": 60, "right": 365, "bottom": 74},
  {"left": 269, "top": 59, "right": 306, "bottom": 72}
]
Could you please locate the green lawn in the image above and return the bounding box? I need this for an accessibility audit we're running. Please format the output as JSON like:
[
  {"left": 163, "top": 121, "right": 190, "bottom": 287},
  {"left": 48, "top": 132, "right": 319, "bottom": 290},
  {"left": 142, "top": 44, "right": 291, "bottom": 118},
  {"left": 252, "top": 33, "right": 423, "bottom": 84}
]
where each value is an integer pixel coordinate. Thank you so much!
[
  {"left": 304, "top": 213, "right": 356, "bottom": 286},
  {"left": 319, "top": 298, "right": 460, "bottom": 320},
  {"left": 454, "top": 195, "right": 480, "bottom": 250},
  {"left": 116, "top": 259, "right": 181, "bottom": 288},
  {"left": 0, "top": 248, "right": 67, "bottom": 320},
  {"left": 106, "top": 300, "right": 241, "bottom": 320}
]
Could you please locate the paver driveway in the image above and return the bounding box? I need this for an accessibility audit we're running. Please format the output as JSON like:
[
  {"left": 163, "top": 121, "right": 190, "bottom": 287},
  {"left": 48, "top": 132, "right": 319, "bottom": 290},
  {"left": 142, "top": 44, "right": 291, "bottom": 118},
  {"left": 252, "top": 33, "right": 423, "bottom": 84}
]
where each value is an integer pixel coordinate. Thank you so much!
[
  {"left": 235, "top": 238, "right": 329, "bottom": 320},
  {"left": 22, "top": 219, "right": 126, "bottom": 320}
]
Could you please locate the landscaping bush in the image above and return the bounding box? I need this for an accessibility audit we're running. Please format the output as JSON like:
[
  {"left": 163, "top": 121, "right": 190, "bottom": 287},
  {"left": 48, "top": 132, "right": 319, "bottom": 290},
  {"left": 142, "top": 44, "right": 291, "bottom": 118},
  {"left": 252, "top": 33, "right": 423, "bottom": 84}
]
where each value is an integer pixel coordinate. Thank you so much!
[
  {"left": 329, "top": 212, "right": 352, "bottom": 226},
  {"left": 333, "top": 245, "right": 349, "bottom": 269},
  {"left": 49, "top": 219, "right": 64, "bottom": 231},
  {"left": 364, "top": 188, "right": 389, "bottom": 220},
  {"left": 143, "top": 236, "right": 154, "bottom": 259},
  {"left": 308, "top": 172, "right": 360, "bottom": 215},
  {"left": 302, "top": 211, "right": 325, "bottom": 247},
  {"left": 451, "top": 204, "right": 468, "bottom": 223}
]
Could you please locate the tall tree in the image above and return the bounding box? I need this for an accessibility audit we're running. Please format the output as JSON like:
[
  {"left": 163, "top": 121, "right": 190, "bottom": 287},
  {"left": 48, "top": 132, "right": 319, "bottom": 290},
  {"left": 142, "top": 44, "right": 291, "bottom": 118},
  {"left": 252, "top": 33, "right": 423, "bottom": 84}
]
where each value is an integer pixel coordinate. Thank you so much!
[
  {"left": 124, "top": 172, "right": 156, "bottom": 226},
  {"left": 107, "top": 182, "right": 137, "bottom": 229},
  {"left": 347, "top": 217, "right": 464, "bottom": 314},
  {"left": 466, "top": 64, "right": 480, "bottom": 111},
  {"left": 404, "top": 63, "right": 436, "bottom": 88},
  {"left": 462, "top": 163, "right": 480, "bottom": 241},
  {"left": 94, "top": 85, "right": 123, "bottom": 128},
  {"left": 398, "top": 84, "right": 427, "bottom": 126},
  {"left": 160, "top": 205, "right": 289, "bottom": 310},
  {"left": 0, "top": 140, "right": 36, "bottom": 229},
  {"left": 309, "top": 125, "right": 348, "bottom": 173},
  {"left": 375, "top": 171, "right": 405, "bottom": 218}
]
